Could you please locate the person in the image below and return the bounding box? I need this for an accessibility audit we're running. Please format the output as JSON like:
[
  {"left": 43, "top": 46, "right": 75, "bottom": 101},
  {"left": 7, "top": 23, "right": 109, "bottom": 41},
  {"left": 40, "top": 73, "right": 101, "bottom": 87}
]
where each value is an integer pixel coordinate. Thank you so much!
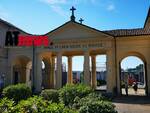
[
  {"left": 125, "top": 81, "right": 128, "bottom": 96},
  {"left": 133, "top": 82, "right": 138, "bottom": 94},
  {"left": 124, "top": 74, "right": 128, "bottom": 96}
]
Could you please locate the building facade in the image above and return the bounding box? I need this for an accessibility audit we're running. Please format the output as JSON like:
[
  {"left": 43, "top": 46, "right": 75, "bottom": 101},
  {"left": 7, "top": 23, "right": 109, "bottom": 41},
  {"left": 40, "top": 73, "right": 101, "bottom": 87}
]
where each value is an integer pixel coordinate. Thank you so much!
[{"left": 0, "top": 8, "right": 150, "bottom": 95}]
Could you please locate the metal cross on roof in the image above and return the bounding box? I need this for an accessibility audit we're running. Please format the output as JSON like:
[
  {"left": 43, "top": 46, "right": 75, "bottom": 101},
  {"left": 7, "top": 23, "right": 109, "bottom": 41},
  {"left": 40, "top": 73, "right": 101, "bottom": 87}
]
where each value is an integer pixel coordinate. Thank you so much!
[
  {"left": 79, "top": 18, "right": 84, "bottom": 24},
  {"left": 70, "top": 6, "right": 76, "bottom": 22}
]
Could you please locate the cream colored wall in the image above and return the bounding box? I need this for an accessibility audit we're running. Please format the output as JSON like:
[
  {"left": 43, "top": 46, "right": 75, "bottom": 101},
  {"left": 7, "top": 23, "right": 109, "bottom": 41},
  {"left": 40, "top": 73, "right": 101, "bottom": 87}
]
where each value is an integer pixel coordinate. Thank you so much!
[
  {"left": 116, "top": 35, "right": 150, "bottom": 95},
  {"left": 48, "top": 22, "right": 112, "bottom": 40},
  {"left": 0, "top": 22, "right": 29, "bottom": 86},
  {"left": 0, "top": 23, "right": 10, "bottom": 85},
  {"left": 6, "top": 48, "right": 33, "bottom": 85},
  {"left": 0, "top": 25, "right": 11, "bottom": 85}
]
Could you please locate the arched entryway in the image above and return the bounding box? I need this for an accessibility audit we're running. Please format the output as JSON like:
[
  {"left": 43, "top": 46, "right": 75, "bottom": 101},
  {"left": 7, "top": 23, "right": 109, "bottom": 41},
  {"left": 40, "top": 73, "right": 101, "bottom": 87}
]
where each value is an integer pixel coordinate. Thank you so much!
[
  {"left": 12, "top": 56, "right": 32, "bottom": 86},
  {"left": 119, "top": 53, "right": 148, "bottom": 96}
]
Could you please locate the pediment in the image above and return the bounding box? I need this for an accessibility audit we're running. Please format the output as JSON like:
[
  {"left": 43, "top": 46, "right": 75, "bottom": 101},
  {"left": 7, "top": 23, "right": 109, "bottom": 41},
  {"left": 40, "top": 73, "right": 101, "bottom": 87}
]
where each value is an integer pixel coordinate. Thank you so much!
[{"left": 46, "top": 21, "right": 113, "bottom": 41}]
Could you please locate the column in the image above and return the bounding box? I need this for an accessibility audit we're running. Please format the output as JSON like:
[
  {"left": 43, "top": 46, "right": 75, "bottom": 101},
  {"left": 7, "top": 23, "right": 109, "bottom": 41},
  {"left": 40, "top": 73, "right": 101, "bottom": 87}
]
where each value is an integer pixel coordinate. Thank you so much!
[
  {"left": 106, "top": 50, "right": 116, "bottom": 93},
  {"left": 84, "top": 51, "right": 91, "bottom": 86},
  {"left": 34, "top": 54, "right": 42, "bottom": 92},
  {"left": 50, "top": 56, "right": 55, "bottom": 88},
  {"left": 67, "top": 56, "right": 73, "bottom": 84},
  {"left": 45, "top": 59, "right": 51, "bottom": 88},
  {"left": 91, "top": 55, "right": 96, "bottom": 88},
  {"left": 26, "top": 67, "right": 31, "bottom": 88},
  {"left": 55, "top": 52, "right": 62, "bottom": 89},
  {"left": 116, "top": 61, "right": 121, "bottom": 95}
]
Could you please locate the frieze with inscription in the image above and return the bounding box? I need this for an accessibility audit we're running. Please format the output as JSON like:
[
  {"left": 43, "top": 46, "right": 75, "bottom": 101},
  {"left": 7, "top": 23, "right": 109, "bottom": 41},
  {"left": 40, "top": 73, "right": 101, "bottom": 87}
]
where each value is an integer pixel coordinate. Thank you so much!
[{"left": 47, "top": 42, "right": 111, "bottom": 50}]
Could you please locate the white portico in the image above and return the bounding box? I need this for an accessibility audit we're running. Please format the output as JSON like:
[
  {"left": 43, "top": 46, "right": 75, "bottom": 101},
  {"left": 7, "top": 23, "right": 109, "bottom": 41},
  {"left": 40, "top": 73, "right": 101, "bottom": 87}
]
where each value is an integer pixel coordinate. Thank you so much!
[{"left": 32, "top": 20, "right": 116, "bottom": 93}]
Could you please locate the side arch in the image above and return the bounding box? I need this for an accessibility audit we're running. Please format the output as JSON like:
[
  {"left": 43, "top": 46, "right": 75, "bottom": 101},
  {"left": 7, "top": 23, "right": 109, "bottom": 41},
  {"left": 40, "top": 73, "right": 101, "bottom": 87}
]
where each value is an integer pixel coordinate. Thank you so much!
[
  {"left": 118, "top": 51, "right": 148, "bottom": 96},
  {"left": 119, "top": 51, "right": 147, "bottom": 63},
  {"left": 12, "top": 55, "right": 32, "bottom": 84}
]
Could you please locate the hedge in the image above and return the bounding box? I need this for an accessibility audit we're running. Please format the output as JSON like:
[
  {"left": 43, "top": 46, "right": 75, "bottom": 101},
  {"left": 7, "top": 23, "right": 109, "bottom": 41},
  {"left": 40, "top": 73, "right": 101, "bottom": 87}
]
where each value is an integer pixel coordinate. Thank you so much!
[{"left": 2, "top": 84, "right": 32, "bottom": 102}]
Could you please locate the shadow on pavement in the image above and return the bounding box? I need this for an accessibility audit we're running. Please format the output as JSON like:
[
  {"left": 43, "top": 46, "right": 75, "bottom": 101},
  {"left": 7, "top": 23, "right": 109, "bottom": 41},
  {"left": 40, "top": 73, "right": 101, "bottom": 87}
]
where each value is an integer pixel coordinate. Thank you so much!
[{"left": 112, "top": 95, "right": 150, "bottom": 105}]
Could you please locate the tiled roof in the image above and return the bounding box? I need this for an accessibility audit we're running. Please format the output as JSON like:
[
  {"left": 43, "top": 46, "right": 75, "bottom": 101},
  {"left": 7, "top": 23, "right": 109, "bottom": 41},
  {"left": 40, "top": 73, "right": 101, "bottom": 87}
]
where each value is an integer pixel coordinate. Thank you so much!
[
  {"left": 104, "top": 27, "right": 150, "bottom": 37},
  {"left": 1, "top": 18, "right": 150, "bottom": 37},
  {"left": 0, "top": 18, "right": 20, "bottom": 29}
]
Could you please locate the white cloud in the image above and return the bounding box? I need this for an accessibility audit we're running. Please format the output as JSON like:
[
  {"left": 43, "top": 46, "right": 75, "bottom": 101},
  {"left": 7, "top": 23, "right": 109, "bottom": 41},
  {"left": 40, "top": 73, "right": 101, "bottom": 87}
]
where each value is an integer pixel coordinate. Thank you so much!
[
  {"left": 40, "top": 0, "right": 69, "bottom": 17},
  {"left": 41, "top": 0, "right": 97, "bottom": 5},
  {"left": 72, "top": 0, "right": 97, "bottom": 5},
  {"left": 40, "top": 0, "right": 116, "bottom": 17},
  {"left": 41, "top": 0, "right": 67, "bottom": 5},
  {"left": 107, "top": 4, "right": 115, "bottom": 11},
  {"left": 50, "top": 5, "right": 68, "bottom": 17}
]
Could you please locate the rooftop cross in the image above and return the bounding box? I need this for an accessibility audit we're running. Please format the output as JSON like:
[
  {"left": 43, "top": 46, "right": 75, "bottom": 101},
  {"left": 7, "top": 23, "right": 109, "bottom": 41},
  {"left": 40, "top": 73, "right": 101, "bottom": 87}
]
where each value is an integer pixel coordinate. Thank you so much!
[
  {"left": 70, "top": 6, "right": 76, "bottom": 22},
  {"left": 79, "top": 18, "right": 84, "bottom": 24}
]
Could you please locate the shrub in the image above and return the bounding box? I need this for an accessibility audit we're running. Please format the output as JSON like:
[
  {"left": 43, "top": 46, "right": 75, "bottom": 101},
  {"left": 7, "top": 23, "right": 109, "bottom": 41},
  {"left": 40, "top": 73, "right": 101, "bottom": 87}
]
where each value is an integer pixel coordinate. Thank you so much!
[
  {"left": 73, "top": 92, "right": 108, "bottom": 109},
  {"left": 59, "top": 84, "right": 93, "bottom": 106},
  {"left": 15, "top": 96, "right": 77, "bottom": 113},
  {"left": 79, "top": 101, "right": 117, "bottom": 113},
  {"left": 45, "top": 103, "right": 77, "bottom": 113},
  {"left": 2, "top": 84, "right": 32, "bottom": 102},
  {"left": 73, "top": 92, "right": 117, "bottom": 113},
  {"left": 62, "top": 108, "right": 78, "bottom": 113},
  {"left": 40, "top": 89, "right": 59, "bottom": 103},
  {"left": 14, "top": 96, "right": 49, "bottom": 113},
  {"left": 0, "top": 98, "right": 15, "bottom": 113}
]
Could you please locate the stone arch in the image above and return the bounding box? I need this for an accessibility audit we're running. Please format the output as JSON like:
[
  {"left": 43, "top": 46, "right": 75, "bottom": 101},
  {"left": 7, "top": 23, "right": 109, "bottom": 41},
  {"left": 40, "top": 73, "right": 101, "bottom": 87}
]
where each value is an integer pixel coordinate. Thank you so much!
[
  {"left": 118, "top": 51, "right": 148, "bottom": 96},
  {"left": 40, "top": 52, "right": 55, "bottom": 89},
  {"left": 119, "top": 51, "right": 146, "bottom": 63},
  {"left": 12, "top": 55, "right": 31, "bottom": 84}
]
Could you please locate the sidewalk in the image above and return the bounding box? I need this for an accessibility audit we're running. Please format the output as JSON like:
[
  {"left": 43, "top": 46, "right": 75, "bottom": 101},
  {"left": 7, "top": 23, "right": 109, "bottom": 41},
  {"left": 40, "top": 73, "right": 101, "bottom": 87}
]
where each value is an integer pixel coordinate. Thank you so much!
[{"left": 113, "top": 96, "right": 150, "bottom": 113}]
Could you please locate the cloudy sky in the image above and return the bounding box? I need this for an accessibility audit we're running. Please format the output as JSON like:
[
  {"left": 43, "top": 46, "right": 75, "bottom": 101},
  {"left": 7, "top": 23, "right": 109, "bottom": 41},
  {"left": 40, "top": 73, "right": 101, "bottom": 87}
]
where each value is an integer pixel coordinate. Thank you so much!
[{"left": 0, "top": 0, "right": 149, "bottom": 70}]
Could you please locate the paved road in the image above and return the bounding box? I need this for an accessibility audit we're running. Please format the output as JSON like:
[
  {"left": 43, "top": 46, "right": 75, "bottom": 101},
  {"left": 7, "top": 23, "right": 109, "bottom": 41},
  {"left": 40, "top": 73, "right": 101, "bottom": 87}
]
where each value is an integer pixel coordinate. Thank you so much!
[{"left": 112, "top": 96, "right": 150, "bottom": 113}]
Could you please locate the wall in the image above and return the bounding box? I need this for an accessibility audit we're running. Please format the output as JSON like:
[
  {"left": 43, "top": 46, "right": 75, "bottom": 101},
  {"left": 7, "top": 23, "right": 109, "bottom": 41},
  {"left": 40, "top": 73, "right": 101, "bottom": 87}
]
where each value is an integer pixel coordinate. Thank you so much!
[{"left": 116, "top": 35, "right": 150, "bottom": 95}]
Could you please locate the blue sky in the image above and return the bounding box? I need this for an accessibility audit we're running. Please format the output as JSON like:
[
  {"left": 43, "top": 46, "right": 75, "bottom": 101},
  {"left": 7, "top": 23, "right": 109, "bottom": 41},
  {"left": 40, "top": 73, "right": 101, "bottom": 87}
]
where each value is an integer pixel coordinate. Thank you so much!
[{"left": 0, "top": 0, "right": 149, "bottom": 70}]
